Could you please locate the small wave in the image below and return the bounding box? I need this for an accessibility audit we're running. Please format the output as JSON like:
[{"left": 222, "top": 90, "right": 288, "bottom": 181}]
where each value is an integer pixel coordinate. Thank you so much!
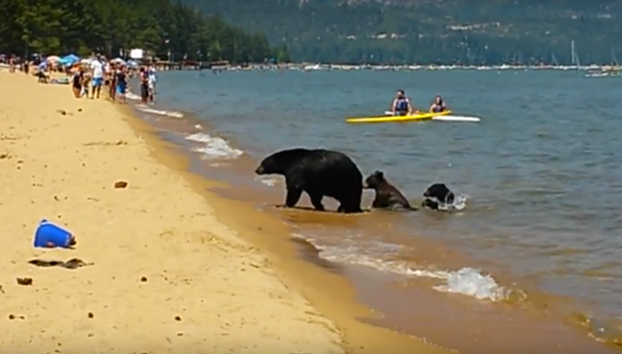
[
  {"left": 135, "top": 104, "right": 184, "bottom": 119},
  {"left": 567, "top": 312, "right": 622, "bottom": 347},
  {"left": 126, "top": 92, "right": 141, "bottom": 101},
  {"left": 295, "top": 233, "right": 512, "bottom": 302},
  {"left": 429, "top": 268, "right": 508, "bottom": 301},
  {"left": 185, "top": 133, "right": 243, "bottom": 159}
]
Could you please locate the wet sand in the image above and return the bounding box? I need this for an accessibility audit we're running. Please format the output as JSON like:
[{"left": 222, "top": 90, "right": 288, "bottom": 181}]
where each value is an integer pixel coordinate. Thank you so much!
[
  {"left": 214, "top": 181, "right": 622, "bottom": 354},
  {"left": 0, "top": 70, "right": 453, "bottom": 354}
]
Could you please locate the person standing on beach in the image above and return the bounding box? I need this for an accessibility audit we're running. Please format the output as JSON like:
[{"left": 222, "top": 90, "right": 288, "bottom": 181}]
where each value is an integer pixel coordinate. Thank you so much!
[
  {"left": 108, "top": 63, "right": 117, "bottom": 100},
  {"left": 139, "top": 67, "right": 149, "bottom": 104},
  {"left": 147, "top": 66, "right": 156, "bottom": 103},
  {"left": 115, "top": 65, "right": 127, "bottom": 104},
  {"left": 72, "top": 68, "right": 83, "bottom": 98},
  {"left": 9, "top": 56, "right": 16, "bottom": 73},
  {"left": 90, "top": 56, "right": 104, "bottom": 99},
  {"left": 81, "top": 71, "right": 91, "bottom": 98}
]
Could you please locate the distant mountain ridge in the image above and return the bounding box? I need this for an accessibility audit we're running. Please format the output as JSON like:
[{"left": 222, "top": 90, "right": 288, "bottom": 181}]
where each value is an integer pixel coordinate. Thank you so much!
[{"left": 183, "top": 0, "right": 622, "bottom": 64}]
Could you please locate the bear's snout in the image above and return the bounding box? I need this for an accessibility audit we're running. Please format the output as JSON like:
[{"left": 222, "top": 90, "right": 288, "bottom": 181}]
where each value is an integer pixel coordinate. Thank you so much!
[{"left": 255, "top": 166, "right": 265, "bottom": 175}]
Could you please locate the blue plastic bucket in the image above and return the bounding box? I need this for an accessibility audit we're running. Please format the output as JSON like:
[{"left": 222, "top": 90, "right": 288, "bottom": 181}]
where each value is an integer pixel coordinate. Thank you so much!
[{"left": 34, "top": 219, "right": 73, "bottom": 248}]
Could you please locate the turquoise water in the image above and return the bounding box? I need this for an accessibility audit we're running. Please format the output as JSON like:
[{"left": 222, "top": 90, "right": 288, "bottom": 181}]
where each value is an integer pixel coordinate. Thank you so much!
[{"left": 149, "top": 69, "right": 622, "bottom": 343}]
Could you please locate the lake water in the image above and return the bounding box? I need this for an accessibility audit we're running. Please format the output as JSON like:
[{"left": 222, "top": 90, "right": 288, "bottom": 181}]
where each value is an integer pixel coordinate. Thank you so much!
[{"left": 135, "top": 69, "right": 622, "bottom": 352}]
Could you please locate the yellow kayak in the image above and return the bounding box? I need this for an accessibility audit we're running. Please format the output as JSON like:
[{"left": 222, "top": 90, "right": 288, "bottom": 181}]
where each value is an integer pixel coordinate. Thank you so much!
[{"left": 346, "top": 110, "right": 452, "bottom": 124}]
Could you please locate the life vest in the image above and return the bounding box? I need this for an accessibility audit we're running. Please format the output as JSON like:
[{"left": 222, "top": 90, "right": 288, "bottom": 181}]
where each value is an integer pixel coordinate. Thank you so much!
[
  {"left": 395, "top": 98, "right": 409, "bottom": 112},
  {"left": 432, "top": 104, "right": 445, "bottom": 112}
]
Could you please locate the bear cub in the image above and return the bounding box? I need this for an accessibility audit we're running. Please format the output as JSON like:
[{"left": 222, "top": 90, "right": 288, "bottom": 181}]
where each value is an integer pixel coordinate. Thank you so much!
[
  {"left": 364, "top": 171, "right": 416, "bottom": 211},
  {"left": 421, "top": 183, "right": 455, "bottom": 210}
]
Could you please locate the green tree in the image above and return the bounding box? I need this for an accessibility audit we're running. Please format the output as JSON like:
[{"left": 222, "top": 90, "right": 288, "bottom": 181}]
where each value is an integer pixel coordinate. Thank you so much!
[{"left": 0, "top": 0, "right": 286, "bottom": 63}]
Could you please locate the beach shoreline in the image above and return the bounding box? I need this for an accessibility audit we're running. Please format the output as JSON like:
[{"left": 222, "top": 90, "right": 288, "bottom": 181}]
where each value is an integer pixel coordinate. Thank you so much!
[
  {"left": 0, "top": 70, "right": 452, "bottom": 353},
  {"left": 128, "top": 70, "right": 622, "bottom": 354}
]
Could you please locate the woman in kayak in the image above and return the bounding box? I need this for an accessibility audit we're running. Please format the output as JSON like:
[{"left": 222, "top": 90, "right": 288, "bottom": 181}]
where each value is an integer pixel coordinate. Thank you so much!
[
  {"left": 391, "top": 90, "right": 414, "bottom": 116},
  {"left": 429, "top": 95, "right": 448, "bottom": 112}
]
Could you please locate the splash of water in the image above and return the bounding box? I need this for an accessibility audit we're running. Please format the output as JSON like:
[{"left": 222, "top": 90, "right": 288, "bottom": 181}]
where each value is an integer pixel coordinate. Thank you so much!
[
  {"left": 426, "top": 193, "right": 469, "bottom": 211},
  {"left": 294, "top": 233, "right": 510, "bottom": 302}
]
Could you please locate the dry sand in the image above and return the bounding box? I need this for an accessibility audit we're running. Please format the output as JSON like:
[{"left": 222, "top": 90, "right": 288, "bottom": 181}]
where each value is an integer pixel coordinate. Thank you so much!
[
  {"left": 0, "top": 70, "right": 454, "bottom": 354},
  {"left": 0, "top": 71, "right": 345, "bottom": 354}
]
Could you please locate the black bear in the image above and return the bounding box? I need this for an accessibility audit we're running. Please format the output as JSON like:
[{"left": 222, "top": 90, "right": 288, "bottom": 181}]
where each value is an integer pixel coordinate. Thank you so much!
[
  {"left": 364, "top": 171, "right": 416, "bottom": 211},
  {"left": 421, "top": 183, "right": 455, "bottom": 210},
  {"left": 255, "top": 148, "right": 363, "bottom": 213}
]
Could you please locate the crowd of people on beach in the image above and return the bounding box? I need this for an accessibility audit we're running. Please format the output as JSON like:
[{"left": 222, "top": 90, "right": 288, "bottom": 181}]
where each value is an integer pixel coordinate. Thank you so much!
[
  {"left": 67, "top": 56, "right": 157, "bottom": 105},
  {"left": 1, "top": 53, "right": 157, "bottom": 105}
]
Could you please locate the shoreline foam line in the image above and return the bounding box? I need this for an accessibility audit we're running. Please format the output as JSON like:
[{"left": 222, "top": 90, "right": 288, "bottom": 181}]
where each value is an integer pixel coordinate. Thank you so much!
[{"left": 116, "top": 87, "right": 457, "bottom": 354}]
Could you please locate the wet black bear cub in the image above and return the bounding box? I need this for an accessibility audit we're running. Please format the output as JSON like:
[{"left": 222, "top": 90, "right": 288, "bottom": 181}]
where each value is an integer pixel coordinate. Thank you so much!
[
  {"left": 421, "top": 183, "right": 455, "bottom": 210},
  {"left": 255, "top": 148, "right": 363, "bottom": 213},
  {"left": 364, "top": 171, "right": 417, "bottom": 211}
]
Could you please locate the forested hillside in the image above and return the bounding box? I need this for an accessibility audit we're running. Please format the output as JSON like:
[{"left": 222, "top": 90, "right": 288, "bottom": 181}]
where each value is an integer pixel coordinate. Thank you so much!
[
  {"left": 0, "top": 0, "right": 288, "bottom": 63},
  {"left": 184, "top": 0, "right": 622, "bottom": 64}
]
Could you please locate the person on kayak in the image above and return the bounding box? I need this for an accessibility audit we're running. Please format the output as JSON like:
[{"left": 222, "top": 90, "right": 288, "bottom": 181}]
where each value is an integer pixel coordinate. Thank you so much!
[
  {"left": 391, "top": 90, "right": 414, "bottom": 116},
  {"left": 429, "top": 95, "right": 448, "bottom": 113}
]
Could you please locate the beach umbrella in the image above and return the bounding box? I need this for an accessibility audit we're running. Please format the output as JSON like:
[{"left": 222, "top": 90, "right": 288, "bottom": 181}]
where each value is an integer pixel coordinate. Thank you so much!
[
  {"left": 45, "top": 55, "right": 60, "bottom": 63},
  {"left": 56, "top": 54, "right": 80, "bottom": 67},
  {"left": 111, "top": 57, "right": 126, "bottom": 64},
  {"left": 62, "top": 54, "right": 79, "bottom": 63},
  {"left": 56, "top": 58, "right": 72, "bottom": 66}
]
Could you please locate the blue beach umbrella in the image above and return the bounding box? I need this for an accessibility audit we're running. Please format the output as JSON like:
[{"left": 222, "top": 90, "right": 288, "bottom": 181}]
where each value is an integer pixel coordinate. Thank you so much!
[
  {"left": 57, "top": 54, "right": 80, "bottom": 66},
  {"left": 62, "top": 54, "right": 79, "bottom": 62}
]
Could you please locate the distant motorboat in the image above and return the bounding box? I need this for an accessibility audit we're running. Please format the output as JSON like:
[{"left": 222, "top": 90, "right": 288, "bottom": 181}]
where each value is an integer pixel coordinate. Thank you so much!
[
  {"left": 585, "top": 71, "right": 609, "bottom": 78},
  {"left": 584, "top": 68, "right": 622, "bottom": 78}
]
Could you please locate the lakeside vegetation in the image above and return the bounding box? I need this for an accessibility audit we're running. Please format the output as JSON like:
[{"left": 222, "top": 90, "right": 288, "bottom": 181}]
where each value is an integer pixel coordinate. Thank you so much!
[
  {"left": 0, "top": 0, "right": 289, "bottom": 63},
  {"left": 184, "top": 0, "right": 622, "bottom": 65}
]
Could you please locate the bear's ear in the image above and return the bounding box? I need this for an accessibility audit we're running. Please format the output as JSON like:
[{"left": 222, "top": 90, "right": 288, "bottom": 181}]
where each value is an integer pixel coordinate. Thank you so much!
[{"left": 375, "top": 170, "right": 384, "bottom": 177}]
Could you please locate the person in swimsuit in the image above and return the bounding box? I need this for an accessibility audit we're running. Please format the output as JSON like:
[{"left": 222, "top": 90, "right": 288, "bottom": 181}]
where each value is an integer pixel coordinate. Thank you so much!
[
  {"left": 115, "top": 65, "right": 127, "bottom": 104},
  {"left": 108, "top": 63, "right": 117, "bottom": 100},
  {"left": 390, "top": 90, "right": 414, "bottom": 116},
  {"left": 139, "top": 67, "right": 149, "bottom": 104},
  {"left": 429, "top": 95, "right": 448, "bottom": 112},
  {"left": 147, "top": 66, "right": 156, "bottom": 103},
  {"left": 81, "top": 72, "right": 91, "bottom": 98},
  {"left": 72, "top": 69, "right": 83, "bottom": 98}
]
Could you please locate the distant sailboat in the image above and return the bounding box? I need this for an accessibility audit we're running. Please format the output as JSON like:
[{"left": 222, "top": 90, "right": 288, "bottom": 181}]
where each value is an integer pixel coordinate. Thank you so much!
[
  {"left": 551, "top": 53, "right": 559, "bottom": 66},
  {"left": 571, "top": 40, "right": 581, "bottom": 69}
]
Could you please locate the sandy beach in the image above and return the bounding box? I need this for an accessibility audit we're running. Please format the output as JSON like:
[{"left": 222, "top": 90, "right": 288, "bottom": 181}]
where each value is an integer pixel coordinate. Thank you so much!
[{"left": 0, "top": 71, "right": 453, "bottom": 354}]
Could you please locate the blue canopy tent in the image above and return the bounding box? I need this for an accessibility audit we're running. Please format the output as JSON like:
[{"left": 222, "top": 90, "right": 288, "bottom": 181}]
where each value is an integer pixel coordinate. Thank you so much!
[{"left": 56, "top": 54, "right": 80, "bottom": 66}]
